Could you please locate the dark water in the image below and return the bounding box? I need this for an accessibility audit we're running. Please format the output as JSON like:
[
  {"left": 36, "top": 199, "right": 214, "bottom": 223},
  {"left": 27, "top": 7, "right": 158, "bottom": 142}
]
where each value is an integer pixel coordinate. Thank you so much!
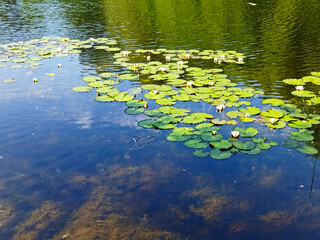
[{"left": 1, "top": 0, "right": 320, "bottom": 239}]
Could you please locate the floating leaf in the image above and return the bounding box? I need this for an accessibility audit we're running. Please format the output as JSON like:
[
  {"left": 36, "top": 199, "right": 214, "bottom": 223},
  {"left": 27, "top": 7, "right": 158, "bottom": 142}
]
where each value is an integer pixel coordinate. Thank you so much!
[
  {"left": 201, "top": 132, "right": 223, "bottom": 142},
  {"left": 167, "top": 133, "right": 192, "bottom": 142},
  {"left": 144, "top": 109, "right": 162, "bottom": 117},
  {"left": 155, "top": 98, "right": 176, "bottom": 106},
  {"left": 239, "top": 106, "right": 261, "bottom": 115},
  {"left": 291, "top": 90, "right": 315, "bottom": 98},
  {"left": 209, "top": 149, "right": 232, "bottom": 160},
  {"left": 233, "top": 127, "right": 258, "bottom": 137},
  {"left": 296, "top": 145, "right": 318, "bottom": 154},
  {"left": 289, "top": 130, "right": 314, "bottom": 141},
  {"left": 82, "top": 76, "right": 102, "bottom": 82},
  {"left": 233, "top": 141, "right": 256, "bottom": 150},
  {"left": 283, "top": 141, "right": 300, "bottom": 148},
  {"left": 124, "top": 107, "right": 144, "bottom": 115},
  {"left": 210, "top": 139, "right": 233, "bottom": 150},
  {"left": 184, "top": 138, "right": 208, "bottom": 149},
  {"left": 72, "top": 86, "right": 92, "bottom": 92},
  {"left": 114, "top": 92, "right": 134, "bottom": 102},
  {"left": 240, "top": 147, "right": 261, "bottom": 155},
  {"left": 126, "top": 99, "right": 148, "bottom": 108},
  {"left": 2, "top": 78, "right": 16, "bottom": 83},
  {"left": 260, "top": 109, "right": 284, "bottom": 118},
  {"left": 261, "top": 99, "right": 284, "bottom": 106},
  {"left": 94, "top": 95, "right": 114, "bottom": 102},
  {"left": 282, "top": 78, "right": 305, "bottom": 85},
  {"left": 195, "top": 123, "right": 220, "bottom": 132},
  {"left": 118, "top": 73, "right": 138, "bottom": 80},
  {"left": 266, "top": 120, "right": 286, "bottom": 129},
  {"left": 193, "top": 149, "right": 210, "bottom": 157},
  {"left": 288, "top": 121, "right": 312, "bottom": 129}
]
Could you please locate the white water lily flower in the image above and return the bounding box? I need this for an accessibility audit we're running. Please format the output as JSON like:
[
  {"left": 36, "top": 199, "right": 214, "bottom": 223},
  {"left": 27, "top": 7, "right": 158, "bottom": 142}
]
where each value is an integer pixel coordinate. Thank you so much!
[
  {"left": 269, "top": 118, "right": 277, "bottom": 124},
  {"left": 186, "top": 81, "right": 193, "bottom": 87},
  {"left": 295, "top": 85, "right": 304, "bottom": 91},
  {"left": 231, "top": 131, "right": 240, "bottom": 138},
  {"left": 185, "top": 54, "right": 191, "bottom": 59},
  {"left": 159, "top": 67, "right": 166, "bottom": 72},
  {"left": 165, "top": 56, "right": 171, "bottom": 61},
  {"left": 214, "top": 57, "right": 219, "bottom": 62},
  {"left": 212, "top": 130, "right": 217, "bottom": 135},
  {"left": 146, "top": 56, "right": 151, "bottom": 61},
  {"left": 216, "top": 104, "right": 225, "bottom": 112},
  {"left": 57, "top": 47, "right": 63, "bottom": 53},
  {"left": 208, "top": 82, "right": 214, "bottom": 86},
  {"left": 177, "top": 61, "right": 184, "bottom": 66},
  {"left": 152, "top": 89, "right": 159, "bottom": 95},
  {"left": 245, "top": 113, "right": 251, "bottom": 118},
  {"left": 122, "top": 51, "right": 129, "bottom": 57},
  {"left": 237, "top": 57, "right": 244, "bottom": 62}
]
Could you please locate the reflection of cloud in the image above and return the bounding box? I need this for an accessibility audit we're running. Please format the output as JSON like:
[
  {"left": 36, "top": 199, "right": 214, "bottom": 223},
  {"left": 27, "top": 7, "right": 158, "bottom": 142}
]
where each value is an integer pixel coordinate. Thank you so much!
[
  {"left": 101, "top": 110, "right": 147, "bottom": 129},
  {"left": 74, "top": 111, "right": 93, "bottom": 129}
]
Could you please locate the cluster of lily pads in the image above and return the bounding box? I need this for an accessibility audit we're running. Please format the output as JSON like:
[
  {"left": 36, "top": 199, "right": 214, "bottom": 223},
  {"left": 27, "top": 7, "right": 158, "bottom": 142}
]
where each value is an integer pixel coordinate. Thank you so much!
[
  {"left": 0, "top": 36, "right": 119, "bottom": 71},
  {"left": 69, "top": 40, "right": 320, "bottom": 159},
  {"left": 282, "top": 72, "right": 320, "bottom": 105},
  {"left": 1, "top": 36, "right": 319, "bottom": 159}
]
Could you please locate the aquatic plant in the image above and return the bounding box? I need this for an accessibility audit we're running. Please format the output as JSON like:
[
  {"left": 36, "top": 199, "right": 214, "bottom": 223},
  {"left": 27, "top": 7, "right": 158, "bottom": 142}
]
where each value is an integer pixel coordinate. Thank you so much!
[{"left": 1, "top": 36, "right": 319, "bottom": 159}]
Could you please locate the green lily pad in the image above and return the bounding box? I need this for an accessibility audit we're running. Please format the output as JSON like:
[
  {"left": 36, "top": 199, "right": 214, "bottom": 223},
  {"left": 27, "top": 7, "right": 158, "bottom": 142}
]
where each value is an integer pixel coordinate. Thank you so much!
[
  {"left": 209, "top": 149, "right": 232, "bottom": 160},
  {"left": 167, "top": 133, "right": 192, "bottom": 142},
  {"left": 72, "top": 86, "right": 92, "bottom": 92},
  {"left": 266, "top": 120, "right": 286, "bottom": 129},
  {"left": 182, "top": 113, "right": 213, "bottom": 124},
  {"left": 118, "top": 73, "right": 138, "bottom": 80},
  {"left": 2, "top": 78, "right": 16, "bottom": 83},
  {"left": 144, "top": 92, "right": 166, "bottom": 100},
  {"left": 210, "top": 139, "right": 233, "bottom": 150},
  {"left": 99, "top": 72, "right": 117, "bottom": 78},
  {"left": 193, "top": 149, "right": 210, "bottom": 157},
  {"left": 283, "top": 141, "right": 300, "bottom": 148},
  {"left": 296, "top": 145, "right": 318, "bottom": 155},
  {"left": 155, "top": 98, "right": 176, "bottom": 106},
  {"left": 94, "top": 95, "right": 114, "bottom": 102},
  {"left": 282, "top": 78, "right": 305, "bottom": 85},
  {"left": 201, "top": 132, "right": 223, "bottom": 142},
  {"left": 233, "top": 127, "right": 258, "bottom": 137},
  {"left": 289, "top": 130, "right": 314, "bottom": 141},
  {"left": 114, "top": 92, "right": 135, "bottom": 102},
  {"left": 195, "top": 123, "right": 220, "bottom": 132},
  {"left": 239, "top": 106, "right": 261, "bottom": 115},
  {"left": 288, "top": 121, "right": 312, "bottom": 129},
  {"left": 184, "top": 138, "right": 208, "bottom": 149},
  {"left": 144, "top": 109, "right": 162, "bottom": 117},
  {"left": 124, "top": 107, "right": 144, "bottom": 115},
  {"left": 126, "top": 99, "right": 148, "bottom": 108},
  {"left": 291, "top": 90, "right": 315, "bottom": 98},
  {"left": 138, "top": 119, "right": 158, "bottom": 128},
  {"left": 240, "top": 147, "right": 261, "bottom": 155},
  {"left": 261, "top": 99, "right": 284, "bottom": 106},
  {"left": 82, "top": 76, "right": 102, "bottom": 82},
  {"left": 260, "top": 109, "right": 284, "bottom": 118},
  {"left": 233, "top": 141, "right": 256, "bottom": 150}
]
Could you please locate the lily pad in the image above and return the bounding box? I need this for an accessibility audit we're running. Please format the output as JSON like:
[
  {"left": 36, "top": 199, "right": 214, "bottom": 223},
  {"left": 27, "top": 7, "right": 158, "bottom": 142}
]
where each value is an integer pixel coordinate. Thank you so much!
[
  {"left": 233, "top": 141, "right": 256, "bottom": 150},
  {"left": 94, "top": 95, "right": 114, "bottom": 102},
  {"left": 210, "top": 139, "right": 233, "bottom": 150},
  {"left": 167, "top": 133, "right": 192, "bottom": 142},
  {"left": 201, "top": 132, "right": 223, "bottom": 142},
  {"left": 283, "top": 141, "right": 300, "bottom": 148},
  {"left": 72, "top": 86, "right": 92, "bottom": 92},
  {"left": 193, "top": 149, "right": 210, "bottom": 157},
  {"left": 288, "top": 121, "right": 312, "bottom": 129},
  {"left": 232, "top": 127, "right": 258, "bottom": 137},
  {"left": 261, "top": 99, "right": 284, "bottom": 106},
  {"left": 296, "top": 145, "right": 318, "bottom": 155},
  {"left": 124, "top": 107, "right": 144, "bottom": 115},
  {"left": 209, "top": 149, "right": 232, "bottom": 160},
  {"left": 184, "top": 138, "right": 208, "bottom": 149},
  {"left": 114, "top": 92, "right": 135, "bottom": 102},
  {"left": 289, "top": 130, "right": 314, "bottom": 141}
]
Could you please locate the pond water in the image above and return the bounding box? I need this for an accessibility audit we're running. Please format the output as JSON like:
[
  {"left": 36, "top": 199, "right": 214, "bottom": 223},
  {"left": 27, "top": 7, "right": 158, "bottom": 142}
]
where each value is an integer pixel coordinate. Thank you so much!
[{"left": 1, "top": 0, "right": 320, "bottom": 239}]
